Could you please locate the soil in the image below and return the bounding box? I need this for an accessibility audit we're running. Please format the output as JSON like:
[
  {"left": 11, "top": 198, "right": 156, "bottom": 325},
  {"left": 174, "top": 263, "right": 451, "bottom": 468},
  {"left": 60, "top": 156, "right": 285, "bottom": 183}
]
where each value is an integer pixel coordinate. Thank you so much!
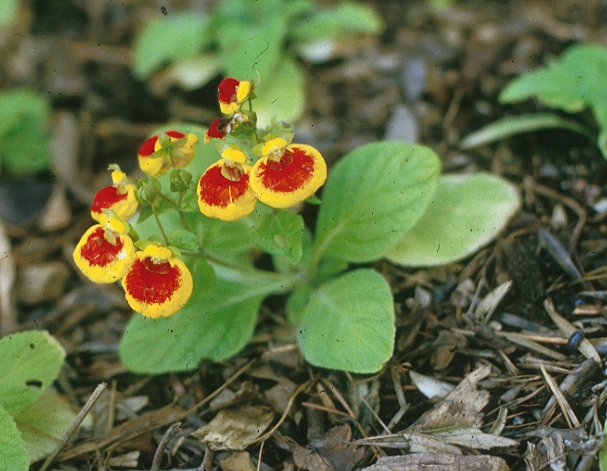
[{"left": 2, "top": 0, "right": 607, "bottom": 470}]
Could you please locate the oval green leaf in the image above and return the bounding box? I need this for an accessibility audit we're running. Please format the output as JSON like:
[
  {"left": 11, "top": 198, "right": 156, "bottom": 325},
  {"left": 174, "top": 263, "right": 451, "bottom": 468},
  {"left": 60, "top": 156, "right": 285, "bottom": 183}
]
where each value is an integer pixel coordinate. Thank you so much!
[
  {"left": 297, "top": 269, "right": 395, "bottom": 373},
  {"left": 0, "top": 403, "right": 28, "bottom": 471},
  {"left": 314, "top": 141, "right": 440, "bottom": 263},
  {"left": 133, "top": 13, "right": 212, "bottom": 79},
  {"left": 387, "top": 173, "right": 520, "bottom": 267},
  {"left": 0, "top": 331, "right": 65, "bottom": 416}
]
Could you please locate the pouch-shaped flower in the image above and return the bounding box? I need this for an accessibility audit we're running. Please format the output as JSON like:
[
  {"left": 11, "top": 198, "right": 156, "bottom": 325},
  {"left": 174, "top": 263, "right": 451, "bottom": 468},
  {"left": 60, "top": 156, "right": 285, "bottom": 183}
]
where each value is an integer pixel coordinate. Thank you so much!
[
  {"left": 122, "top": 245, "right": 193, "bottom": 318},
  {"left": 73, "top": 222, "right": 135, "bottom": 283},
  {"left": 90, "top": 170, "right": 138, "bottom": 222},
  {"left": 217, "top": 77, "right": 252, "bottom": 115},
  {"left": 249, "top": 138, "right": 327, "bottom": 208},
  {"left": 137, "top": 130, "right": 198, "bottom": 176}
]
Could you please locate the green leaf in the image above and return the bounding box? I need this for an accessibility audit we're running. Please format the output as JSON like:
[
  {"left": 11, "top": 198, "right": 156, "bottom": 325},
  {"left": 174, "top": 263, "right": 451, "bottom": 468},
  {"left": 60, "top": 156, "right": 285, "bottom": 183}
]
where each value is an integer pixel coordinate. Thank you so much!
[
  {"left": 387, "top": 173, "right": 520, "bottom": 267},
  {"left": 150, "top": 53, "right": 220, "bottom": 92},
  {"left": 499, "top": 45, "right": 607, "bottom": 130},
  {"left": 460, "top": 113, "right": 594, "bottom": 149},
  {"left": 0, "top": 331, "right": 65, "bottom": 416},
  {"left": 0, "top": 89, "right": 51, "bottom": 175},
  {"left": 216, "top": 1, "right": 287, "bottom": 81},
  {"left": 297, "top": 269, "right": 395, "bottom": 373},
  {"left": 254, "top": 209, "right": 304, "bottom": 263},
  {"left": 167, "top": 228, "right": 200, "bottom": 252},
  {"left": 133, "top": 12, "right": 212, "bottom": 79},
  {"left": 286, "top": 283, "right": 312, "bottom": 325},
  {"left": 0, "top": 0, "right": 19, "bottom": 26},
  {"left": 254, "top": 57, "right": 306, "bottom": 128},
  {"left": 0, "top": 403, "right": 28, "bottom": 471},
  {"left": 15, "top": 390, "right": 80, "bottom": 464},
  {"left": 119, "top": 264, "right": 295, "bottom": 373},
  {"left": 313, "top": 141, "right": 441, "bottom": 263},
  {"left": 289, "top": 2, "right": 384, "bottom": 43}
]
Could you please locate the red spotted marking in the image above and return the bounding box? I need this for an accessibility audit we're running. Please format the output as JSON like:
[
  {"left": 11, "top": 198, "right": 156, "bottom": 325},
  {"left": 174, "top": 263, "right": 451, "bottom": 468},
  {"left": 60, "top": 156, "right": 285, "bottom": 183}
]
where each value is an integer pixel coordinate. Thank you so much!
[
  {"left": 91, "top": 186, "right": 127, "bottom": 215},
  {"left": 166, "top": 130, "right": 185, "bottom": 139},
  {"left": 218, "top": 77, "right": 239, "bottom": 103},
  {"left": 199, "top": 164, "right": 249, "bottom": 208},
  {"left": 258, "top": 147, "right": 314, "bottom": 192},
  {"left": 125, "top": 258, "right": 180, "bottom": 304},
  {"left": 138, "top": 135, "right": 158, "bottom": 157},
  {"left": 80, "top": 227, "right": 124, "bottom": 267}
]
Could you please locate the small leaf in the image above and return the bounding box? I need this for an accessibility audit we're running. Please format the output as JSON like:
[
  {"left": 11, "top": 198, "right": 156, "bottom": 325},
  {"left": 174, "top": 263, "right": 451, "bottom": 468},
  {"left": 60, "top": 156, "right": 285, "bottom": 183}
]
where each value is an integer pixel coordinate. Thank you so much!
[
  {"left": 253, "top": 58, "right": 306, "bottom": 128},
  {"left": 15, "top": 390, "right": 82, "bottom": 464},
  {"left": 289, "top": 2, "right": 384, "bottom": 43},
  {"left": 0, "top": 89, "right": 51, "bottom": 175},
  {"left": 387, "top": 173, "right": 520, "bottom": 267},
  {"left": 0, "top": 403, "right": 28, "bottom": 471},
  {"left": 314, "top": 141, "right": 441, "bottom": 263},
  {"left": 0, "top": 331, "right": 65, "bottom": 416},
  {"left": 133, "top": 13, "right": 212, "bottom": 79},
  {"left": 254, "top": 209, "right": 304, "bottom": 264},
  {"left": 297, "top": 269, "right": 395, "bottom": 373},
  {"left": 460, "top": 113, "right": 594, "bottom": 149},
  {"left": 167, "top": 229, "right": 200, "bottom": 252}
]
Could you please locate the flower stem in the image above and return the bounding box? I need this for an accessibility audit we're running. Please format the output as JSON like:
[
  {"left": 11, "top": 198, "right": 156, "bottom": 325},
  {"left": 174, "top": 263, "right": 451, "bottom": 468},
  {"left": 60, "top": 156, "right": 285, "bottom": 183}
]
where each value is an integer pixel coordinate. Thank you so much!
[
  {"left": 176, "top": 192, "right": 191, "bottom": 230},
  {"left": 151, "top": 205, "right": 170, "bottom": 245}
]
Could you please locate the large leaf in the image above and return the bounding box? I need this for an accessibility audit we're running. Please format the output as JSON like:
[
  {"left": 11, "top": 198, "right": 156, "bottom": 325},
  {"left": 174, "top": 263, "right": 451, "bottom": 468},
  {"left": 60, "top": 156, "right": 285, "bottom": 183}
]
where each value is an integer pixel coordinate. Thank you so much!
[
  {"left": 215, "top": 0, "right": 287, "bottom": 81},
  {"left": 119, "top": 264, "right": 296, "bottom": 373},
  {"left": 15, "top": 390, "right": 80, "bottom": 464},
  {"left": 133, "top": 12, "right": 212, "bottom": 79},
  {"left": 297, "top": 269, "right": 395, "bottom": 373},
  {"left": 387, "top": 173, "right": 520, "bottom": 266},
  {"left": 499, "top": 45, "right": 607, "bottom": 130},
  {"left": 254, "top": 58, "right": 306, "bottom": 128},
  {"left": 0, "top": 331, "right": 65, "bottom": 416},
  {"left": 0, "top": 89, "right": 50, "bottom": 175},
  {"left": 313, "top": 141, "right": 440, "bottom": 263},
  {"left": 0, "top": 0, "right": 18, "bottom": 26},
  {"left": 0, "top": 403, "right": 28, "bottom": 471},
  {"left": 254, "top": 209, "right": 304, "bottom": 263},
  {"left": 289, "top": 1, "right": 384, "bottom": 43}
]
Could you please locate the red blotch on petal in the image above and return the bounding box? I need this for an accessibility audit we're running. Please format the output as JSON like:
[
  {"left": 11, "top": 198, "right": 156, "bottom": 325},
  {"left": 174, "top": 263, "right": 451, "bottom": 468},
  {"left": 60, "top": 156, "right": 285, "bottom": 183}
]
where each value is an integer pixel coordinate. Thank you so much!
[
  {"left": 80, "top": 227, "right": 124, "bottom": 267},
  {"left": 218, "top": 77, "right": 239, "bottom": 104},
  {"left": 125, "top": 258, "right": 181, "bottom": 304},
  {"left": 91, "top": 186, "right": 127, "bottom": 215},
  {"left": 206, "top": 118, "right": 227, "bottom": 140},
  {"left": 138, "top": 135, "right": 158, "bottom": 157},
  {"left": 257, "top": 147, "right": 314, "bottom": 192},
  {"left": 199, "top": 164, "right": 249, "bottom": 207},
  {"left": 166, "top": 130, "right": 185, "bottom": 139}
]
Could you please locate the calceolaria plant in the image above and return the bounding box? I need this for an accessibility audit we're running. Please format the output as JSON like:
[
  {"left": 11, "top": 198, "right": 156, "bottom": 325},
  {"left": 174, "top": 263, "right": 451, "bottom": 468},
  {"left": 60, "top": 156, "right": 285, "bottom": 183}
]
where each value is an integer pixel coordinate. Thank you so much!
[{"left": 74, "top": 77, "right": 520, "bottom": 375}]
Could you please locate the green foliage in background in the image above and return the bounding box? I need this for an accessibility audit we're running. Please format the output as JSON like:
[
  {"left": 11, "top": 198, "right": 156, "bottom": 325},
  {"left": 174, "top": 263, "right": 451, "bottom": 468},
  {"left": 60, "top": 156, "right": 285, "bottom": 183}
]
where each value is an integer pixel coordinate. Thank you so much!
[
  {"left": 132, "top": 0, "right": 384, "bottom": 126},
  {"left": 462, "top": 44, "right": 607, "bottom": 159},
  {"left": 0, "top": 89, "right": 51, "bottom": 175},
  {"left": 0, "top": 330, "right": 80, "bottom": 469}
]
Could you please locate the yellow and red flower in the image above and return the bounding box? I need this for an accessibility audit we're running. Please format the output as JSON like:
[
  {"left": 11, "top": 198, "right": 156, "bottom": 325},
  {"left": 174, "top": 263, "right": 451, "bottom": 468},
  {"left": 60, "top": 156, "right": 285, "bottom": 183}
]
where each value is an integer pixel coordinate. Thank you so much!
[
  {"left": 73, "top": 218, "right": 135, "bottom": 284},
  {"left": 137, "top": 130, "right": 198, "bottom": 176},
  {"left": 204, "top": 118, "right": 228, "bottom": 144},
  {"left": 218, "top": 77, "right": 252, "bottom": 115},
  {"left": 90, "top": 168, "right": 138, "bottom": 223},
  {"left": 249, "top": 138, "right": 327, "bottom": 208},
  {"left": 197, "top": 147, "right": 257, "bottom": 221},
  {"left": 122, "top": 245, "right": 193, "bottom": 318}
]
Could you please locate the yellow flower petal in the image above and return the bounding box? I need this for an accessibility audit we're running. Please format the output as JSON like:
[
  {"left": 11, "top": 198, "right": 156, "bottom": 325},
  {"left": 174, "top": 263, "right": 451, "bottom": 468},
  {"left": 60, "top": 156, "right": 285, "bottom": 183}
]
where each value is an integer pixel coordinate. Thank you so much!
[
  {"left": 197, "top": 160, "right": 256, "bottom": 221},
  {"left": 73, "top": 225, "right": 135, "bottom": 283},
  {"left": 250, "top": 144, "right": 327, "bottom": 208},
  {"left": 122, "top": 250, "right": 193, "bottom": 318}
]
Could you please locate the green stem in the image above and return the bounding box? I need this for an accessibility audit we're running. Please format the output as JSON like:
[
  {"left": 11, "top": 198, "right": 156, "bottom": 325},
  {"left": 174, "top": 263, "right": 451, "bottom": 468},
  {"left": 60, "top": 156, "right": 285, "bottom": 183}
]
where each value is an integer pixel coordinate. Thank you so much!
[
  {"left": 176, "top": 192, "right": 191, "bottom": 230},
  {"left": 151, "top": 204, "right": 169, "bottom": 245}
]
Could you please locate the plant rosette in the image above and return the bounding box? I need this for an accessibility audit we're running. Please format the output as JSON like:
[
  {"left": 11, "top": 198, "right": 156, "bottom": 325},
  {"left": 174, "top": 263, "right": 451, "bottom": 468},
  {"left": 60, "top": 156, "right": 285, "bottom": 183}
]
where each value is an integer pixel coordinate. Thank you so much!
[{"left": 72, "top": 77, "right": 520, "bottom": 375}]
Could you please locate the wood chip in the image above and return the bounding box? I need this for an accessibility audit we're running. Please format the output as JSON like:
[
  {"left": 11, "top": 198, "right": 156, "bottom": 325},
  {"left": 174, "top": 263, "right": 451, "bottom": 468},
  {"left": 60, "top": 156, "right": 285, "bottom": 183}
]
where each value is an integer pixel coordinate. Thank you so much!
[
  {"left": 359, "top": 454, "right": 509, "bottom": 470},
  {"left": 540, "top": 365, "right": 580, "bottom": 428}
]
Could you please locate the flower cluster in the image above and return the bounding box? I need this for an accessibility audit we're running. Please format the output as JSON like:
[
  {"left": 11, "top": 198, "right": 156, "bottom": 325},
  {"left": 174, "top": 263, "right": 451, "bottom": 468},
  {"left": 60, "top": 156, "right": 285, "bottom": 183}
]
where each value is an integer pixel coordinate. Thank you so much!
[
  {"left": 73, "top": 77, "right": 327, "bottom": 318},
  {"left": 199, "top": 78, "right": 327, "bottom": 221}
]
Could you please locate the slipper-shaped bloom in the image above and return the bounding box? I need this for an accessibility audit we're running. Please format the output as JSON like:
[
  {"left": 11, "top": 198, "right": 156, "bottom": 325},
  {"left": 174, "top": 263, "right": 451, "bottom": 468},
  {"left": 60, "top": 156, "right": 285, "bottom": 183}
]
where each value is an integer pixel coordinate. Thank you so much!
[
  {"left": 204, "top": 118, "right": 228, "bottom": 144},
  {"left": 137, "top": 130, "right": 198, "bottom": 176},
  {"left": 249, "top": 138, "right": 327, "bottom": 208},
  {"left": 73, "top": 218, "right": 135, "bottom": 283},
  {"left": 218, "top": 77, "right": 252, "bottom": 115},
  {"left": 197, "top": 147, "right": 256, "bottom": 221},
  {"left": 90, "top": 169, "right": 138, "bottom": 223},
  {"left": 122, "top": 245, "right": 193, "bottom": 318}
]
